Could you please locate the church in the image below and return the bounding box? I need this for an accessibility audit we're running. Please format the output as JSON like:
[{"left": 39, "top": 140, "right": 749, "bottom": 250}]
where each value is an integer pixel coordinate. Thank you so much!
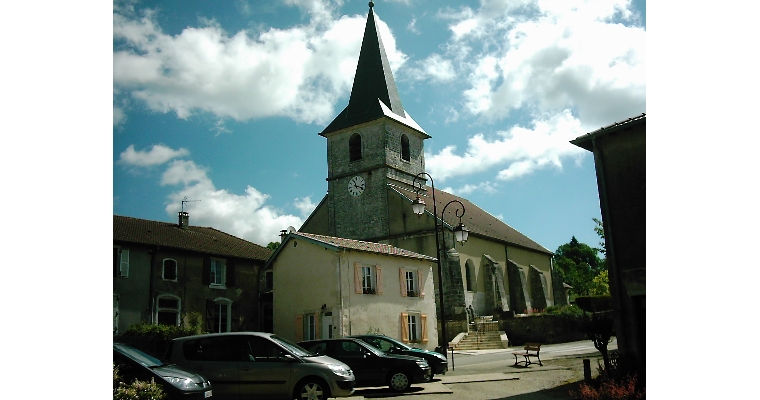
[{"left": 297, "top": 2, "right": 565, "bottom": 345}]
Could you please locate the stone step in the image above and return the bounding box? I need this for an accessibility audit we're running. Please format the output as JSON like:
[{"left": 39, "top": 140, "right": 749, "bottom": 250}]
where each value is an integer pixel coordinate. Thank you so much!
[{"left": 453, "top": 331, "right": 505, "bottom": 350}]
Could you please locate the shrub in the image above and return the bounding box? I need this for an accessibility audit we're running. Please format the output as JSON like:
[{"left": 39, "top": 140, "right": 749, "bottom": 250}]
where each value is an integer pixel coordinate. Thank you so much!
[
  {"left": 575, "top": 296, "right": 613, "bottom": 313},
  {"left": 114, "top": 378, "right": 167, "bottom": 400},
  {"left": 113, "top": 363, "right": 167, "bottom": 400},
  {"left": 574, "top": 374, "right": 644, "bottom": 400},
  {"left": 123, "top": 322, "right": 197, "bottom": 340},
  {"left": 544, "top": 304, "right": 585, "bottom": 318}
]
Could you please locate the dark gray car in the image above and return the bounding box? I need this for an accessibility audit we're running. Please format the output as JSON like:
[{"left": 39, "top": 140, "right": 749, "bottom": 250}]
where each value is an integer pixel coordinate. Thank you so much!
[
  {"left": 299, "top": 338, "right": 431, "bottom": 392},
  {"left": 114, "top": 342, "right": 213, "bottom": 400}
]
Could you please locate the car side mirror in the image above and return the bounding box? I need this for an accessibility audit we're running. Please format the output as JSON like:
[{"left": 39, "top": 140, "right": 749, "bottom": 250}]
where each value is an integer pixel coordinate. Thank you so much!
[{"left": 283, "top": 354, "right": 298, "bottom": 362}]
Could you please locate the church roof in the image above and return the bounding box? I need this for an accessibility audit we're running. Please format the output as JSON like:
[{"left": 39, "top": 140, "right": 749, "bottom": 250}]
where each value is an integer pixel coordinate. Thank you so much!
[
  {"left": 320, "top": 2, "right": 427, "bottom": 137},
  {"left": 390, "top": 185, "right": 553, "bottom": 255}
]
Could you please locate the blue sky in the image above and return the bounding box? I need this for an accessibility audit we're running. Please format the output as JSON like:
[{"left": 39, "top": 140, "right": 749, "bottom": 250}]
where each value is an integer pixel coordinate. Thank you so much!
[{"left": 112, "top": 0, "right": 646, "bottom": 253}]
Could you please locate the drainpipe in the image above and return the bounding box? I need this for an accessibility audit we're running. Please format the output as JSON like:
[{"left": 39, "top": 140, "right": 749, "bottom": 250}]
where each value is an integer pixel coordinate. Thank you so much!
[{"left": 148, "top": 246, "right": 159, "bottom": 324}]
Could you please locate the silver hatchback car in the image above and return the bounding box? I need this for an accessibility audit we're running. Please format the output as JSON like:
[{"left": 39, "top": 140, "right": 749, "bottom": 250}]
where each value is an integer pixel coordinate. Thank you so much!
[{"left": 165, "top": 332, "right": 355, "bottom": 400}]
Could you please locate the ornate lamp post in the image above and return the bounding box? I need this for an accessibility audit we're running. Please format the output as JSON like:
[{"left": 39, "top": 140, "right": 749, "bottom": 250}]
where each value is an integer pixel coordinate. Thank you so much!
[{"left": 411, "top": 172, "right": 468, "bottom": 355}]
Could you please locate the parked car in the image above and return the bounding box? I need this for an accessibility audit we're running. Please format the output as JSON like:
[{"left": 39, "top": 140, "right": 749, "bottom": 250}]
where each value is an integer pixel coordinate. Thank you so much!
[
  {"left": 298, "top": 338, "right": 431, "bottom": 392},
  {"left": 113, "top": 342, "right": 213, "bottom": 400},
  {"left": 348, "top": 334, "right": 448, "bottom": 379},
  {"left": 164, "top": 332, "right": 355, "bottom": 400}
]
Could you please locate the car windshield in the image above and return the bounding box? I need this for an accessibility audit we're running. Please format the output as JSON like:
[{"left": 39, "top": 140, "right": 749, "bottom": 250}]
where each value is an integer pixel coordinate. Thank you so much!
[
  {"left": 270, "top": 335, "right": 314, "bottom": 357},
  {"left": 357, "top": 341, "right": 386, "bottom": 357},
  {"left": 115, "top": 344, "right": 164, "bottom": 367},
  {"left": 379, "top": 336, "right": 413, "bottom": 350}
]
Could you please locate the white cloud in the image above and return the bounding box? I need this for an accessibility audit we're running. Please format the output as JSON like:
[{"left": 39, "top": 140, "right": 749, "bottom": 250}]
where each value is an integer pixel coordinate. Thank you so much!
[
  {"left": 440, "top": 0, "right": 645, "bottom": 127},
  {"left": 159, "top": 156, "right": 304, "bottom": 246},
  {"left": 442, "top": 181, "right": 499, "bottom": 196},
  {"left": 113, "top": 3, "right": 407, "bottom": 125},
  {"left": 119, "top": 144, "right": 190, "bottom": 167},
  {"left": 406, "top": 53, "right": 456, "bottom": 82},
  {"left": 294, "top": 196, "right": 318, "bottom": 219},
  {"left": 426, "top": 110, "right": 587, "bottom": 181}
]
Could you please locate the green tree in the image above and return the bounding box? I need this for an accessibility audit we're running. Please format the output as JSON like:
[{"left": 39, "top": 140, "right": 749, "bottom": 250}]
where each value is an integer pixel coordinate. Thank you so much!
[
  {"left": 266, "top": 242, "right": 280, "bottom": 251},
  {"left": 553, "top": 236, "right": 603, "bottom": 298},
  {"left": 588, "top": 269, "right": 611, "bottom": 296}
]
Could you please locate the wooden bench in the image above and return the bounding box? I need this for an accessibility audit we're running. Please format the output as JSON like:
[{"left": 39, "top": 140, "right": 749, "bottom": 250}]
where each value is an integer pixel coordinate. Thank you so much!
[{"left": 512, "top": 343, "right": 542, "bottom": 366}]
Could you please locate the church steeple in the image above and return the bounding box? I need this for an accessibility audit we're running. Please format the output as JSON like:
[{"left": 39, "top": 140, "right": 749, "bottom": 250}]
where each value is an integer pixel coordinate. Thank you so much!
[{"left": 321, "top": 1, "right": 426, "bottom": 136}]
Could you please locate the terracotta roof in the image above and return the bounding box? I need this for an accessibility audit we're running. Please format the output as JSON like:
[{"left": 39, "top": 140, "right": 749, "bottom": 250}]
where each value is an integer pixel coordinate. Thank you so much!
[
  {"left": 113, "top": 215, "right": 272, "bottom": 261},
  {"left": 571, "top": 113, "right": 646, "bottom": 151},
  {"left": 291, "top": 231, "right": 437, "bottom": 262},
  {"left": 390, "top": 185, "right": 553, "bottom": 255}
]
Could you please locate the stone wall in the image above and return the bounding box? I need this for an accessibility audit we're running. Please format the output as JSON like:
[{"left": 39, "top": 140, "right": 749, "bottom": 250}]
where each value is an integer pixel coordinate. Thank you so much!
[{"left": 499, "top": 314, "right": 586, "bottom": 346}]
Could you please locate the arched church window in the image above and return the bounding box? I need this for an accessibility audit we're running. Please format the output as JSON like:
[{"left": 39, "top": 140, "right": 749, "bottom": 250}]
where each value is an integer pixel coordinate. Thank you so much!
[
  {"left": 349, "top": 133, "right": 362, "bottom": 161},
  {"left": 465, "top": 260, "right": 475, "bottom": 292},
  {"left": 401, "top": 134, "right": 410, "bottom": 161}
]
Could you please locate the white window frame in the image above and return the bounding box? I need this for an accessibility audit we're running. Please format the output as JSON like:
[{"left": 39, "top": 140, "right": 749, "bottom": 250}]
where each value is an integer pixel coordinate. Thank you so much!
[
  {"left": 162, "top": 258, "right": 178, "bottom": 281},
  {"left": 305, "top": 314, "right": 317, "bottom": 340},
  {"left": 361, "top": 266, "right": 375, "bottom": 294},
  {"left": 407, "top": 312, "right": 421, "bottom": 343},
  {"left": 155, "top": 294, "right": 181, "bottom": 326},
  {"left": 405, "top": 270, "right": 418, "bottom": 297},
  {"left": 115, "top": 247, "right": 129, "bottom": 278},
  {"left": 212, "top": 297, "right": 232, "bottom": 333},
  {"left": 210, "top": 259, "right": 226, "bottom": 288}
]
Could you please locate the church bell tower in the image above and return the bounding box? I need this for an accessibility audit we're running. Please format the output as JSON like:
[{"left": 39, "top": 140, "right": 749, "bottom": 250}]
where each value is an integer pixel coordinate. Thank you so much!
[{"left": 319, "top": 2, "right": 430, "bottom": 241}]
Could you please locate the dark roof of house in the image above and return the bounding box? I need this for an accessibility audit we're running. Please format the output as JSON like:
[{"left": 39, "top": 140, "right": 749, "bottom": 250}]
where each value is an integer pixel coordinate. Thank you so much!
[
  {"left": 390, "top": 185, "right": 553, "bottom": 255},
  {"left": 282, "top": 231, "right": 437, "bottom": 262},
  {"left": 571, "top": 113, "right": 646, "bottom": 151},
  {"left": 320, "top": 3, "right": 427, "bottom": 137},
  {"left": 113, "top": 215, "right": 272, "bottom": 261}
]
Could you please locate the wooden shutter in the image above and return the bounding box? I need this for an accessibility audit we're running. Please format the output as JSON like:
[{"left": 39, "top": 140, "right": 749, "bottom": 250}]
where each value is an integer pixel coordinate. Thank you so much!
[
  {"left": 314, "top": 311, "right": 320, "bottom": 339},
  {"left": 376, "top": 266, "right": 383, "bottom": 295},
  {"left": 226, "top": 260, "right": 236, "bottom": 287},
  {"left": 399, "top": 268, "right": 407, "bottom": 296},
  {"left": 418, "top": 270, "right": 425, "bottom": 298},
  {"left": 421, "top": 314, "right": 428, "bottom": 343},
  {"left": 202, "top": 257, "right": 211, "bottom": 285},
  {"left": 400, "top": 312, "right": 409, "bottom": 342},
  {"left": 295, "top": 315, "right": 304, "bottom": 342},
  {"left": 205, "top": 299, "right": 215, "bottom": 332},
  {"left": 354, "top": 263, "right": 362, "bottom": 294},
  {"left": 119, "top": 249, "right": 129, "bottom": 277}
]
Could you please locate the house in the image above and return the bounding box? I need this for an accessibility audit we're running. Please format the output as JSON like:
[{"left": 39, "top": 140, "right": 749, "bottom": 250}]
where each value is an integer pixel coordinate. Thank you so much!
[
  {"left": 113, "top": 213, "right": 272, "bottom": 334},
  {"left": 268, "top": 231, "right": 439, "bottom": 349},
  {"left": 570, "top": 113, "right": 646, "bottom": 379},
  {"left": 298, "top": 2, "right": 561, "bottom": 344}
]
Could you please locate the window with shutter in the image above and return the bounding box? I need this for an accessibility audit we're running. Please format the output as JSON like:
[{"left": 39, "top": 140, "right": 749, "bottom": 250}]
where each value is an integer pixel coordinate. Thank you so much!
[
  {"left": 209, "top": 259, "right": 226, "bottom": 288},
  {"left": 355, "top": 263, "right": 381, "bottom": 294},
  {"left": 400, "top": 312, "right": 409, "bottom": 342},
  {"left": 403, "top": 312, "right": 423, "bottom": 343},
  {"left": 118, "top": 249, "right": 129, "bottom": 278}
]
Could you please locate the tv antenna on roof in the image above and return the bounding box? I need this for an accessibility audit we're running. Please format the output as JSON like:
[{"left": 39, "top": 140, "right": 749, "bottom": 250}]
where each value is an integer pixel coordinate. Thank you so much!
[{"left": 181, "top": 196, "right": 200, "bottom": 212}]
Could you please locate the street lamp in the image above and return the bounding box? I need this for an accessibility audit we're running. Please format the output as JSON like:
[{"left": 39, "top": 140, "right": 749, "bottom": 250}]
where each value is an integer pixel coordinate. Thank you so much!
[{"left": 411, "top": 172, "right": 468, "bottom": 355}]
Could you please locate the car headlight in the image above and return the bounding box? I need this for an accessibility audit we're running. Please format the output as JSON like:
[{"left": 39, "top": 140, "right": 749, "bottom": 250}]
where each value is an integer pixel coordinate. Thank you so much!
[
  {"left": 328, "top": 364, "right": 353, "bottom": 378},
  {"left": 164, "top": 376, "right": 198, "bottom": 390},
  {"left": 416, "top": 361, "right": 429, "bottom": 368}
]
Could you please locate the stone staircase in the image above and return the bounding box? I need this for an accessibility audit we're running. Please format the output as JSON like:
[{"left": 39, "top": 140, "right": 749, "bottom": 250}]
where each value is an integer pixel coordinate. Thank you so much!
[{"left": 452, "top": 330, "right": 505, "bottom": 350}]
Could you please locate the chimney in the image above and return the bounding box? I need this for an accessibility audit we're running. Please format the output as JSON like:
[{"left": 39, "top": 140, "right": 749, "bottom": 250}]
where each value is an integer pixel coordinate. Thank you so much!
[
  {"left": 178, "top": 211, "right": 190, "bottom": 229},
  {"left": 279, "top": 229, "right": 288, "bottom": 243}
]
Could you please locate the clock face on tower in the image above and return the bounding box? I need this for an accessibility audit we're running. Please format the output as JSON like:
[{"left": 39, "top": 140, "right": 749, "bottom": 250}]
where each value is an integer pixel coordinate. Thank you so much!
[{"left": 348, "top": 175, "right": 366, "bottom": 196}]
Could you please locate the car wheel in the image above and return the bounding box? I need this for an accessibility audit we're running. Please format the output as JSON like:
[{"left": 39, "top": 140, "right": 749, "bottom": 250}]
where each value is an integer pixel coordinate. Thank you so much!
[
  {"left": 388, "top": 370, "right": 411, "bottom": 392},
  {"left": 426, "top": 373, "right": 434, "bottom": 382},
  {"left": 296, "top": 379, "right": 328, "bottom": 400}
]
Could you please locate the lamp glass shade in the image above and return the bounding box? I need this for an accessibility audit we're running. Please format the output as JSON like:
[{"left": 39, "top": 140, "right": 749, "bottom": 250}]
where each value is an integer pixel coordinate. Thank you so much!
[
  {"left": 412, "top": 197, "right": 426, "bottom": 215},
  {"left": 454, "top": 223, "right": 469, "bottom": 243}
]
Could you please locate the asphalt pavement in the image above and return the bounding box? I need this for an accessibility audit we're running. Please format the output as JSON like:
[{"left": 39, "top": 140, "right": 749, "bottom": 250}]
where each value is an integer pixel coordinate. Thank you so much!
[{"left": 345, "top": 339, "right": 617, "bottom": 400}]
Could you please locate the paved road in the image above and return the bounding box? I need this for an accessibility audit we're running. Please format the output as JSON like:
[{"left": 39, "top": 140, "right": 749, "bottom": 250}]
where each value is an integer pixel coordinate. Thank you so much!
[{"left": 345, "top": 339, "right": 617, "bottom": 400}]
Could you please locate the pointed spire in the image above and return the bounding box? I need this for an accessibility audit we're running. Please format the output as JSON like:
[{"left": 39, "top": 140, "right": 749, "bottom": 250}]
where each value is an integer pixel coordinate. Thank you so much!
[{"left": 321, "top": 2, "right": 426, "bottom": 136}]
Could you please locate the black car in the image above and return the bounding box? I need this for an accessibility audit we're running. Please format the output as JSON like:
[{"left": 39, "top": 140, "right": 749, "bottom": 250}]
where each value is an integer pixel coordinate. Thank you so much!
[
  {"left": 298, "top": 338, "right": 431, "bottom": 392},
  {"left": 349, "top": 334, "right": 448, "bottom": 378},
  {"left": 114, "top": 342, "right": 213, "bottom": 400}
]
